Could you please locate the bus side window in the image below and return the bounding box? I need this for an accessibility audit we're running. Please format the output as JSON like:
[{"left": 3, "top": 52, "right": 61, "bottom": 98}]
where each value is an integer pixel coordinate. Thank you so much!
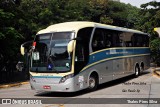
[
  {"left": 131, "top": 34, "right": 137, "bottom": 47},
  {"left": 144, "top": 35, "right": 149, "bottom": 47},
  {"left": 131, "top": 34, "right": 149, "bottom": 47},
  {"left": 75, "top": 27, "right": 93, "bottom": 74},
  {"left": 137, "top": 35, "right": 143, "bottom": 47},
  {"left": 75, "top": 44, "right": 84, "bottom": 61},
  {"left": 110, "top": 31, "right": 121, "bottom": 47},
  {"left": 112, "top": 34, "right": 119, "bottom": 47},
  {"left": 92, "top": 29, "right": 105, "bottom": 52},
  {"left": 121, "top": 32, "right": 133, "bottom": 47},
  {"left": 92, "top": 29, "right": 122, "bottom": 51},
  {"left": 105, "top": 34, "right": 112, "bottom": 48},
  {"left": 141, "top": 35, "right": 149, "bottom": 47},
  {"left": 76, "top": 27, "right": 93, "bottom": 63},
  {"left": 119, "top": 33, "right": 124, "bottom": 47}
]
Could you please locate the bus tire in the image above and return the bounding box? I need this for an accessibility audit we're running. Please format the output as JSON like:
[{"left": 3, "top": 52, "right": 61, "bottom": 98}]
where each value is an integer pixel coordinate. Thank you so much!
[
  {"left": 134, "top": 65, "right": 140, "bottom": 78},
  {"left": 88, "top": 75, "right": 98, "bottom": 91}
]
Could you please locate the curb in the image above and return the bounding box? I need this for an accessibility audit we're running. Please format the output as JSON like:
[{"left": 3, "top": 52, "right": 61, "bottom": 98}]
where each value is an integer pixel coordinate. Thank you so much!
[{"left": 0, "top": 81, "right": 29, "bottom": 89}]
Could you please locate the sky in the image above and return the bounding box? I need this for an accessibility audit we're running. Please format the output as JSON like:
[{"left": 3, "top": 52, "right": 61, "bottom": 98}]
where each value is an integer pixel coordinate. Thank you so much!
[{"left": 120, "top": 0, "right": 160, "bottom": 8}]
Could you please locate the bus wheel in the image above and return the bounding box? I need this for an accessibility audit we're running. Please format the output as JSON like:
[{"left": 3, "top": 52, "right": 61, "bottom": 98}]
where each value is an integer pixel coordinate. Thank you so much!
[
  {"left": 88, "top": 75, "right": 98, "bottom": 91},
  {"left": 135, "top": 65, "right": 140, "bottom": 78}
]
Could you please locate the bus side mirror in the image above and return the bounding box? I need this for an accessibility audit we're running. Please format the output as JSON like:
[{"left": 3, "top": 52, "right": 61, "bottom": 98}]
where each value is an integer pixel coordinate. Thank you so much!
[
  {"left": 67, "top": 40, "right": 75, "bottom": 53},
  {"left": 20, "top": 41, "right": 33, "bottom": 56},
  {"left": 20, "top": 45, "right": 25, "bottom": 56},
  {"left": 154, "top": 27, "right": 160, "bottom": 37}
]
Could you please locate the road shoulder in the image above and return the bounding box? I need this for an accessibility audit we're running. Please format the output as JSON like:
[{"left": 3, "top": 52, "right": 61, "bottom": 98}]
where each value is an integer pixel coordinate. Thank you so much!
[{"left": 0, "top": 81, "right": 29, "bottom": 89}]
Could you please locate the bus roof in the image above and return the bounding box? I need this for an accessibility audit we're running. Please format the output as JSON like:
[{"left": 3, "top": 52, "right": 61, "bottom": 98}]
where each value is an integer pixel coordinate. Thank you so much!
[{"left": 37, "top": 21, "right": 147, "bottom": 35}]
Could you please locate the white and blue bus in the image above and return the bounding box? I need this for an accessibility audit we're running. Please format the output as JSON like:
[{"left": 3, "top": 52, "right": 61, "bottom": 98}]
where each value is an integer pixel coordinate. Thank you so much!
[{"left": 21, "top": 21, "right": 150, "bottom": 92}]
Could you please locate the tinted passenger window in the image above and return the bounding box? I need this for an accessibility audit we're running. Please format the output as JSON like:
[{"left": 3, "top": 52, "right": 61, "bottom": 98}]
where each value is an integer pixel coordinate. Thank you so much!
[
  {"left": 131, "top": 34, "right": 149, "bottom": 47},
  {"left": 91, "top": 28, "right": 149, "bottom": 52},
  {"left": 92, "top": 29, "right": 106, "bottom": 51},
  {"left": 119, "top": 32, "right": 149, "bottom": 47},
  {"left": 119, "top": 32, "right": 134, "bottom": 47},
  {"left": 92, "top": 28, "right": 121, "bottom": 52}
]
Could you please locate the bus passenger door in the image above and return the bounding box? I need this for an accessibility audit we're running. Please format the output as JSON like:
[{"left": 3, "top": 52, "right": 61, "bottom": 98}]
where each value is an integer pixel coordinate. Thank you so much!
[{"left": 91, "top": 28, "right": 113, "bottom": 83}]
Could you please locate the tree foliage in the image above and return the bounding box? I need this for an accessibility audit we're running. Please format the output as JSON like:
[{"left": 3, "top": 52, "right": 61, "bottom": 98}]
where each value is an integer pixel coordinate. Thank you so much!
[
  {"left": 139, "top": 1, "right": 160, "bottom": 33},
  {"left": 138, "top": 1, "right": 160, "bottom": 64},
  {"left": 1, "top": 0, "right": 160, "bottom": 69}
]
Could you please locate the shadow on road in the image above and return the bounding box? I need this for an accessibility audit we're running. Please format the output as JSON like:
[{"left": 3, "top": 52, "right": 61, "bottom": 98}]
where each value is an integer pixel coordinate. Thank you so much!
[{"left": 35, "top": 71, "right": 150, "bottom": 97}]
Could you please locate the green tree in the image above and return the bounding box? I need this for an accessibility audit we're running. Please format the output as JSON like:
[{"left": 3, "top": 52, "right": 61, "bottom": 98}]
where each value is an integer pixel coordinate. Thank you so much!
[
  {"left": 2, "top": 0, "right": 159, "bottom": 71},
  {"left": 150, "top": 38, "right": 160, "bottom": 65},
  {"left": 139, "top": 1, "right": 160, "bottom": 33},
  {"left": 139, "top": 1, "right": 160, "bottom": 65},
  {"left": 105, "top": 1, "right": 140, "bottom": 28}
]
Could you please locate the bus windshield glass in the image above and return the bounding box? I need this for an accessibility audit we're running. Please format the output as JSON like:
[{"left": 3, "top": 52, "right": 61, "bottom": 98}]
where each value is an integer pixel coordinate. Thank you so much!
[{"left": 31, "top": 32, "right": 74, "bottom": 73}]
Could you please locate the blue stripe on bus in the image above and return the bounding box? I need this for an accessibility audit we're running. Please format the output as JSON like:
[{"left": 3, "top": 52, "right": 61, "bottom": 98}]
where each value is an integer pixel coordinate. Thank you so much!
[
  {"left": 33, "top": 76, "right": 62, "bottom": 78},
  {"left": 88, "top": 48, "right": 150, "bottom": 65},
  {"left": 79, "top": 53, "right": 150, "bottom": 73}
]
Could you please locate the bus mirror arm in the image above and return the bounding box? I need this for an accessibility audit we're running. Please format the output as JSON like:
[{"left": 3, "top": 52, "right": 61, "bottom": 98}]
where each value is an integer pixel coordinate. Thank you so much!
[
  {"left": 72, "top": 37, "right": 82, "bottom": 41},
  {"left": 20, "top": 41, "right": 33, "bottom": 56},
  {"left": 20, "top": 44, "right": 25, "bottom": 56}
]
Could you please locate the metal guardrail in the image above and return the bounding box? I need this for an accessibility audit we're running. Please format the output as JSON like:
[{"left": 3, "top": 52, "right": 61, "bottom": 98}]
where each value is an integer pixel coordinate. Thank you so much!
[{"left": 0, "top": 62, "right": 29, "bottom": 84}]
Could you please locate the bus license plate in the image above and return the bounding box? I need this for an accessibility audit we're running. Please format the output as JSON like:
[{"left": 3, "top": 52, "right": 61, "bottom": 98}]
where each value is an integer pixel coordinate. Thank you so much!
[{"left": 43, "top": 85, "right": 51, "bottom": 89}]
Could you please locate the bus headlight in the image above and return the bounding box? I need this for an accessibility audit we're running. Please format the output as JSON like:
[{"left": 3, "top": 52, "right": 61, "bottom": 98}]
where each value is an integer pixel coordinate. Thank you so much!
[{"left": 59, "top": 74, "right": 74, "bottom": 83}]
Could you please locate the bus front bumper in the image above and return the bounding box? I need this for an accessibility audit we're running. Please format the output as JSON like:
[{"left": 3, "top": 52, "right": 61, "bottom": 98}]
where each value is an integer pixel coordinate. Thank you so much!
[{"left": 30, "top": 79, "right": 77, "bottom": 92}]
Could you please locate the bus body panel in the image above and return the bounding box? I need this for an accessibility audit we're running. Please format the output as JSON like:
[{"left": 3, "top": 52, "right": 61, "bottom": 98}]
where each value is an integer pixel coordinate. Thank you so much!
[
  {"left": 25, "top": 21, "right": 150, "bottom": 92},
  {"left": 30, "top": 54, "right": 150, "bottom": 92},
  {"left": 30, "top": 77, "right": 76, "bottom": 92},
  {"left": 30, "top": 72, "right": 91, "bottom": 92}
]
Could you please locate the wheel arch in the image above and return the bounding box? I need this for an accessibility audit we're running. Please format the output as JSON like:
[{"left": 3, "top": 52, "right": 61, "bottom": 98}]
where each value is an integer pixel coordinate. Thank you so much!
[
  {"left": 88, "top": 70, "right": 99, "bottom": 86},
  {"left": 134, "top": 62, "right": 141, "bottom": 77},
  {"left": 140, "top": 61, "right": 144, "bottom": 69},
  {"left": 134, "top": 62, "right": 140, "bottom": 71}
]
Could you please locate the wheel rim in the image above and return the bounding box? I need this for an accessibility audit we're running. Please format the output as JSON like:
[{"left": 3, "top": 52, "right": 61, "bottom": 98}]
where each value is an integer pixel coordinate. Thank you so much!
[
  {"left": 135, "top": 67, "right": 139, "bottom": 76},
  {"left": 89, "top": 77, "right": 95, "bottom": 89}
]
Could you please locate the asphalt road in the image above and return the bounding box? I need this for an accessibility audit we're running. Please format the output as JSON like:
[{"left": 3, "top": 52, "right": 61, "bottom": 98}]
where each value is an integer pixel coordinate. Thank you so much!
[{"left": 0, "top": 68, "right": 160, "bottom": 107}]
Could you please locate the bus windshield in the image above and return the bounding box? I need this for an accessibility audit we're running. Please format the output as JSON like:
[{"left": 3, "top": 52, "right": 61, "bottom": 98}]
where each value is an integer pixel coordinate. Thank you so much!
[{"left": 31, "top": 32, "right": 74, "bottom": 73}]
